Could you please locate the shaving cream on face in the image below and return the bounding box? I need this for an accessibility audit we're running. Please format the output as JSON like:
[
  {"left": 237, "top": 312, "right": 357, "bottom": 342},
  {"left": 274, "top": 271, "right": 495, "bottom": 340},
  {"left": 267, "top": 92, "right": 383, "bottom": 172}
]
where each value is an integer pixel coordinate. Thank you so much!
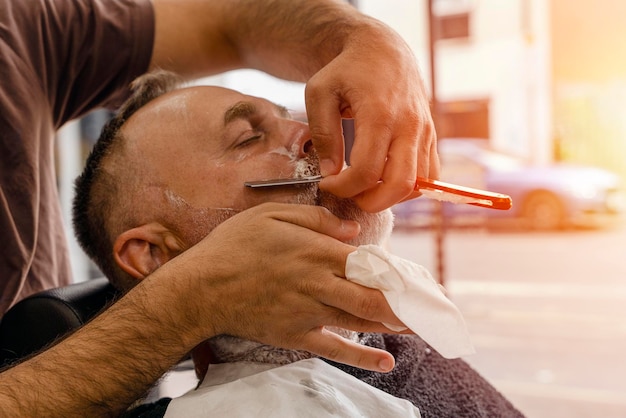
[
  {"left": 268, "top": 142, "right": 300, "bottom": 161},
  {"left": 293, "top": 150, "right": 322, "bottom": 178},
  {"left": 293, "top": 158, "right": 313, "bottom": 177},
  {"left": 268, "top": 147, "right": 294, "bottom": 160}
]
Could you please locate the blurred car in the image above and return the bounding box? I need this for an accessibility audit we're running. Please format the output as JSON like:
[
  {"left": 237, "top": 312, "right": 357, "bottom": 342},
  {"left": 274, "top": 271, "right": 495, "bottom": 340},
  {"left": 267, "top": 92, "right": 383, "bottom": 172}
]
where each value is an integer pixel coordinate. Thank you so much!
[{"left": 393, "top": 138, "right": 626, "bottom": 230}]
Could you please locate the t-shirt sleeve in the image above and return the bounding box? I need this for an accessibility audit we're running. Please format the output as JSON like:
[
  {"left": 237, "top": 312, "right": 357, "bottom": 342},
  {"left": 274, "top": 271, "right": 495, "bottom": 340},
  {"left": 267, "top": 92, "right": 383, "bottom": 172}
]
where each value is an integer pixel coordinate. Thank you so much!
[
  {"left": 0, "top": 0, "right": 155, "bottom": 313},
  {"left": 2, "top": 0, "right": 155, "bottom": 127}
]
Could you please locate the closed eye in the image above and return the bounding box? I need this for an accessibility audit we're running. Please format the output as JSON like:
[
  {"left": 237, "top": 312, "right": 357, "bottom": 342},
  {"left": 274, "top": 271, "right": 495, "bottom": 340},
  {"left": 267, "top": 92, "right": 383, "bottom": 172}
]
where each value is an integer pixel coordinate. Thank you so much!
[{"left": 236, "top": 133, "right": 263, "bottom": 148}]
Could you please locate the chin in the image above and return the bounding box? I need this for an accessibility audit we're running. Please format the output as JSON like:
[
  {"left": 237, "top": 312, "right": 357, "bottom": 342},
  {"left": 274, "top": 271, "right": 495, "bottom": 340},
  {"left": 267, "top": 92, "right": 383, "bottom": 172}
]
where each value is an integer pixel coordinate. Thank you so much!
[
  {"left": 318, "top": 190, "right": 394, "bottom": 247},
  {"left": 292, "top": 154, "right": 394, "bottom": 247},
  {"left": 292, "top": 184, "right": 394, "bottom": 247}
]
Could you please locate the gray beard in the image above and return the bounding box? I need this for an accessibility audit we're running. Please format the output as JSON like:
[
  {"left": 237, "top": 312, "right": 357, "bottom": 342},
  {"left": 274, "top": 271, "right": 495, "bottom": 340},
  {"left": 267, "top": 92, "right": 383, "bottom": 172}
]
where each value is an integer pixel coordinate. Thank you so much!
[{"left": 288, "top": 153, "right": 394, "bottom": 248}]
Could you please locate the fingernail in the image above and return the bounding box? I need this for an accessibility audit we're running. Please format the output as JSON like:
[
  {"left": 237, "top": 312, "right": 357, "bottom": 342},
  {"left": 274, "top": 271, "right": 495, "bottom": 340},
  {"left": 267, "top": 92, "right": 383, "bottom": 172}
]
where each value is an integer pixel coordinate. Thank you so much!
[
  {"left": 320, "top": 158, "right": 335, "bottom": 176},
  {"left": 340, "top": 220, "right": 360, "bottom": 236},
  {"left": 378, "top": 358, "right": 393, "bottom": 372}
]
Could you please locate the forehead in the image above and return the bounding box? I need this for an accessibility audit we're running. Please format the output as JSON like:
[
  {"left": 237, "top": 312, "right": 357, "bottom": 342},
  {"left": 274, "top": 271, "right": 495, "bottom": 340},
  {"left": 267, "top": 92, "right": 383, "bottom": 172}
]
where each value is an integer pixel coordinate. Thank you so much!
[{"left": 122, "top": 86, "right": 248, "bottom": 140}]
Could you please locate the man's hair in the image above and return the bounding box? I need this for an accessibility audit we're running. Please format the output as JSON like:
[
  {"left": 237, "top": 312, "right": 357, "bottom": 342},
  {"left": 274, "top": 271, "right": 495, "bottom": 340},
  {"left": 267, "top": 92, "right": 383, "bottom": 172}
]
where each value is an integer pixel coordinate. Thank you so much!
[{"left": 72, "top": 71, "right": 183, "bottom": 291}]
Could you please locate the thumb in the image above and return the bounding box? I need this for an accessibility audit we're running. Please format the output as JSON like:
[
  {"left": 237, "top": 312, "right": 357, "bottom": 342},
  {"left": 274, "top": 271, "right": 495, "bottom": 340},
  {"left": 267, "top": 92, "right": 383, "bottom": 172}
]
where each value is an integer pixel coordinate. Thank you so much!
[{"left": 263, "top": 203, "right": 361, "bottom": 243}]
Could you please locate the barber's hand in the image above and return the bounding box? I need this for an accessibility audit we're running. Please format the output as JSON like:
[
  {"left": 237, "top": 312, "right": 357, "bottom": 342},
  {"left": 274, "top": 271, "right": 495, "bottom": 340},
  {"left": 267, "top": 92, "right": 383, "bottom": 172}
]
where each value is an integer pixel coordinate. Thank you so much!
[
  {"left": 175, "top": 203, "right": 404, "bottom": 372},
  {"left": 305, "top": 22, "right": 439, "bottom": 213}
]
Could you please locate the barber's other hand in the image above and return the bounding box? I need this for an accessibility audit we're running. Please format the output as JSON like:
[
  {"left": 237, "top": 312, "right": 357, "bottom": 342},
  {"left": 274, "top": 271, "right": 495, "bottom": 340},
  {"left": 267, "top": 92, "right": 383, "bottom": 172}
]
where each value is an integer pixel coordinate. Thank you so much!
[
  {"left": 305, "top": 20, "right": 439, "bottom": 213},
  {"left": 174, "top": 203, "right": 403, "bottom": 372}
]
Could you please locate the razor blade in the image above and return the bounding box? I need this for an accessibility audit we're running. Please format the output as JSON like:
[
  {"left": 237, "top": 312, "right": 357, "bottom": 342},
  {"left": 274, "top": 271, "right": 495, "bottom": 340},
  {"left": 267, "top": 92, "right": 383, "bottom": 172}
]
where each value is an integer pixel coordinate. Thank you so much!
[{"left": 244, "top": 175, "right": 512, "bottom": 210}]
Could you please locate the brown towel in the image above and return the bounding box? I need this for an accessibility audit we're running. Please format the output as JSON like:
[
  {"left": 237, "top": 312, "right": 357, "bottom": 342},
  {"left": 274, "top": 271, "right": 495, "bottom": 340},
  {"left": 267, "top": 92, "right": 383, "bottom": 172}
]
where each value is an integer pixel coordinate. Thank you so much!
[{"left": 325, "top": 333, "right": 525, "bottom": 418}]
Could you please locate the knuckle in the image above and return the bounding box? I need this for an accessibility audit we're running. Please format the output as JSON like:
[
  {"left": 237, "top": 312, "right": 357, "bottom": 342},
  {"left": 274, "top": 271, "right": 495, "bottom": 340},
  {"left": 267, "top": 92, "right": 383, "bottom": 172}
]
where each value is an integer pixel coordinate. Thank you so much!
[
  {"left": 404, "top": 107, "right": 423, "bottom": 126},
  {"left": 357, "top": 294, "right": 383, "bottom": 318},
  {"left": 304, "top": 81, "right": 322, "bottom": 101},
  {"left": 312, "top": 205, "right": 334, "bottom": 224},
  {"left": 324, "top": 345, "right": 342, "bottom": 361},
  {"left": 373, "top": 106, "right": 395, "bottom": 122},
  {"left": 351, "top": 353, "right": 367, "bottom": 370},
  {"left": 308, "top": 126, "right": 336, "bottom": 150},
  {"left": 398, "top": 178, "right": 417, "bottom": 197},
  {"left": 357, "top": 165, "right": 383, "bottom": 186}
]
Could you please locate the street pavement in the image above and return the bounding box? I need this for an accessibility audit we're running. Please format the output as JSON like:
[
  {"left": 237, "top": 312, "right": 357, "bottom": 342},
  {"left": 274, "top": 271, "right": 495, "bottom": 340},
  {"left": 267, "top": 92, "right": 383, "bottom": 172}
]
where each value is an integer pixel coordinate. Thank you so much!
[{"left": 389, "top": 222, "right": 626, "bottom": 418}]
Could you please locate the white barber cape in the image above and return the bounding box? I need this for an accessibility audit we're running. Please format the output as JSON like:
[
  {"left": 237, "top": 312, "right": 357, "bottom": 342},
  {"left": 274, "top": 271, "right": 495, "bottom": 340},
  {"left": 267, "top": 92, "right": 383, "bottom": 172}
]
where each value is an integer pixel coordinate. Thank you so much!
[{"left": 164, "top": 358, "right": 421, "bottom": 417}]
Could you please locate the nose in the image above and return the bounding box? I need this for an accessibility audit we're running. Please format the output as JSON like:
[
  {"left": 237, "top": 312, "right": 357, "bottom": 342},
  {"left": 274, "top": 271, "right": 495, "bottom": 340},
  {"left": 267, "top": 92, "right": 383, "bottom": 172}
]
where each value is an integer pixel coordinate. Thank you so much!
[{"left": 285, "top": 120, "right": 313, "bottom": 158}]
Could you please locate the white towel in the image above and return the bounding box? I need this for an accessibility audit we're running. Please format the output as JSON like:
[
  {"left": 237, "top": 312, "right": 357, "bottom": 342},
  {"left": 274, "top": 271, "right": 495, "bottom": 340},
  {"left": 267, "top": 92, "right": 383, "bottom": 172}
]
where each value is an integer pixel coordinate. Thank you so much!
[{"left": 345, "top": 245, "right": 475, "bottom": 359}]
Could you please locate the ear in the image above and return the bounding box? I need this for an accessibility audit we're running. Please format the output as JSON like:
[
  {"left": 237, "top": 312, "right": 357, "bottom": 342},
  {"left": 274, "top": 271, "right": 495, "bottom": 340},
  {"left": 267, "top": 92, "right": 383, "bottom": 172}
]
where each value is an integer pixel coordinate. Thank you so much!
[{"left": 113, "top": 223, "right": 185, "bottom": 280}]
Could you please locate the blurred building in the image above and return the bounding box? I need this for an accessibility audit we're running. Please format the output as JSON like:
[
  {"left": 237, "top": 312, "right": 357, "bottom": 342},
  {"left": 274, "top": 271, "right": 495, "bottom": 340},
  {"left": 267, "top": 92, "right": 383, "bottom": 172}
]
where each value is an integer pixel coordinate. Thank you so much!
[
  {"left": 550, "top": 0, "right": 626, "bottom": 181},
  {"left": 359, "top": 0, "right": 552, "bottom": 164},
  {"left": 360, "top": 0, "right": 625, "bottom": 178}
]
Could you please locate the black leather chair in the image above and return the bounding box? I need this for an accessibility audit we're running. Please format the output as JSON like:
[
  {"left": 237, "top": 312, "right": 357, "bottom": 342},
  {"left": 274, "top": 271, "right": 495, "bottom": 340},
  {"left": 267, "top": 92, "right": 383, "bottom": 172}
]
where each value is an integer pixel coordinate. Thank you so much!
[{"left": 0, "top": 278, "right": 119, "bottom": 367}]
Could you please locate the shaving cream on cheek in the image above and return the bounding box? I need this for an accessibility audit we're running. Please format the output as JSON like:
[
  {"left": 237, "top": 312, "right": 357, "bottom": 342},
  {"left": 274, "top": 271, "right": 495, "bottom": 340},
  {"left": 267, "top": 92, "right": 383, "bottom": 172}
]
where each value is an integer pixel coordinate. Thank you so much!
[
  {"left": 268, "top": 147, "right": 295, "bottom": 161},
  {"left": 268, "top": 141, "right": 301, "bottom": 161},
  {"left": 233, "top": 148, "right": 255, "bottom": 163},
  {"left": 293, "top": 158, "right": 312, "bottom": 177},
  {"left": 259, "top": 145, "right": 298, "bottom": 177}
]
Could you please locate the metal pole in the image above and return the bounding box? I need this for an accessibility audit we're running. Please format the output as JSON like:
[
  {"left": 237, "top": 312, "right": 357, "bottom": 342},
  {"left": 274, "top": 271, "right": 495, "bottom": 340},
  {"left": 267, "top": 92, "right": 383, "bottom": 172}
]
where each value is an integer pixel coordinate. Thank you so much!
[{"left": 427, "top": 0, "right": 446, "bottom": 286}]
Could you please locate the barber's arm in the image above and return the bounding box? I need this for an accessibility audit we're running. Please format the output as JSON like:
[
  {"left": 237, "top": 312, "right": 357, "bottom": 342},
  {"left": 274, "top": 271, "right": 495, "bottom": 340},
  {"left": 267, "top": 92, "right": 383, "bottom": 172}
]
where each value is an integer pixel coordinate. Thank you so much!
[
  {"left": 0, "top": 204, "right": 400, "bottom": 417},
  {"left": 0, "top": 1, "right": 420, "bottom": 415},
  {"left": 151, "top": 0, "right": 439, "bottom": 211}
]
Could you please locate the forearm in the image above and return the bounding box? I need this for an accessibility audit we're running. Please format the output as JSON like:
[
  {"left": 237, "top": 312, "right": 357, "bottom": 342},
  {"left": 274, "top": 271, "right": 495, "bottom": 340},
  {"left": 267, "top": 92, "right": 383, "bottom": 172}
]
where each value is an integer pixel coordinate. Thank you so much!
[
  {"left": 150, "top": 0, "right": 373, "bottom": 81},
  {"left": 0, "top": 273, "right": 202, "bottom": 417}
]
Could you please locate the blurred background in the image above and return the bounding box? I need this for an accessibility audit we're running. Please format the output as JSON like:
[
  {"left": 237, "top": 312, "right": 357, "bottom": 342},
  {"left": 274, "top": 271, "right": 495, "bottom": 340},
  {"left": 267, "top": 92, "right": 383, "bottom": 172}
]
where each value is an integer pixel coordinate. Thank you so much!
[{"left": 56, "top": 1, "right": 626, "bottom": 416}]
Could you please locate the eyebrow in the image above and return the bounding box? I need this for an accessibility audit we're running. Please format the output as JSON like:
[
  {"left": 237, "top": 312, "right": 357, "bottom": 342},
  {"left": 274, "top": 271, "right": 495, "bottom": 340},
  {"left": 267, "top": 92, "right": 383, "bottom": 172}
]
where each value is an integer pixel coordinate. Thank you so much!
[
  {"left": 224, "top": 101, "right": 256, "bottom": 126},
  {"left": 223, "top": 100, "right": 292, "bottom": 126}
]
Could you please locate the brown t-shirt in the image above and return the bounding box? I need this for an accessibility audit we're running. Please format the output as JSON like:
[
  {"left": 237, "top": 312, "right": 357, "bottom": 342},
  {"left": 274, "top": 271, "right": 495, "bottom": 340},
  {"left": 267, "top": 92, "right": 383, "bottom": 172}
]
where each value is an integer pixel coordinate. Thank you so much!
[{"left": 0, "top": 0, "right": 154, "bottom": 315}]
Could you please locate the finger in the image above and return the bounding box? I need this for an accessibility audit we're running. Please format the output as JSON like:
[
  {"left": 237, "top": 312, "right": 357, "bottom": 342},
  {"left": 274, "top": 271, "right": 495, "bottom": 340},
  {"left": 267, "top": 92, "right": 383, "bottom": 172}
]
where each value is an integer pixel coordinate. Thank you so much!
[
  {"left": 313, "top": 277, "right": 405, "bottom": 329},
  {"left": 335, "top": 110, "right": 438, "bottom": 210},
  {"left": 322, "top": 311, "right": 409, "bottom": 335},
  {"left": 398, "top": 132, "right": 441, "bottom": 203},
  {"left": 304, "top": 80, "right": 346, "bottom": 177},
  {"left": 301, "top": 328, "right": 396, "bottom": 373},
  {"left": 262, "top": 202, "right": 361, "bottom": 242},
  {"left": 428, "top": 133, "right": 440, "bottom": 179},
  {"left": 351, "top": 132, "right": 419, "bottom": 212},
  {"left": 317, "top": 110, "right": 391, "bottom": 200},
  {"left": 320, "top": 141, "right": 418, "bottom": 213}
]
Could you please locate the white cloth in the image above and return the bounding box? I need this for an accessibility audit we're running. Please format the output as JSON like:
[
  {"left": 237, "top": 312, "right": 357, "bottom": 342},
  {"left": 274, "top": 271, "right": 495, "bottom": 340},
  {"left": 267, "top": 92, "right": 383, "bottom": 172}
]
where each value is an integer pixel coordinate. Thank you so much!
[
  {"left": 345, "top": 245, "right": 475, "bottom": 359},
  {"left": 164, "top": 358, "right": 421, "bottom": 418}
]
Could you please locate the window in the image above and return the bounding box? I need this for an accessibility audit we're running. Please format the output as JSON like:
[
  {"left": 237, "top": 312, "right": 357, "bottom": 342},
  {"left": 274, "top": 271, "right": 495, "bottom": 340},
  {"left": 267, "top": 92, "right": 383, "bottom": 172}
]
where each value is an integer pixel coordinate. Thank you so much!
[
  {"left": 437, "top": 98, "right": 490, "bottom": 139},
  {"left": 434, "top": 12, "right": 470, "bottom": 41},
  {"left": 432, "top": 0, "right": 473, "bottom": 41}
]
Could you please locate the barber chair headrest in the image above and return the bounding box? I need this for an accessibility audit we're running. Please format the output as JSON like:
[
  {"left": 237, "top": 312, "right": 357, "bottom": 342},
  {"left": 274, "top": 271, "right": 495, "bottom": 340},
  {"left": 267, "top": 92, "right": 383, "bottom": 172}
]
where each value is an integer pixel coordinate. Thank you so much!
[{"left": 0, "top": 278, "right": 119, "bottom": 368}]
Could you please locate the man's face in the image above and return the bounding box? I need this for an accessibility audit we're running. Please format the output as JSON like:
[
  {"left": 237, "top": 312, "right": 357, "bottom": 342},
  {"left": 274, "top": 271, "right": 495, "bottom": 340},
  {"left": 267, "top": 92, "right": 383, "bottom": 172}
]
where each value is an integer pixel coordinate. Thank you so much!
[{"left": 121, "top": 86, "right": 391, "bottom": 246}]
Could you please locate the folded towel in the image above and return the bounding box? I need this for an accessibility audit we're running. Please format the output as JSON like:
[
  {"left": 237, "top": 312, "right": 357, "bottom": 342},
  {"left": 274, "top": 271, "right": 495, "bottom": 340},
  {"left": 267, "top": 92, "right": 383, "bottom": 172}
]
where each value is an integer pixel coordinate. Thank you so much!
[{"left": 346, "top": 244, "right": 475, "bottom": 359}]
